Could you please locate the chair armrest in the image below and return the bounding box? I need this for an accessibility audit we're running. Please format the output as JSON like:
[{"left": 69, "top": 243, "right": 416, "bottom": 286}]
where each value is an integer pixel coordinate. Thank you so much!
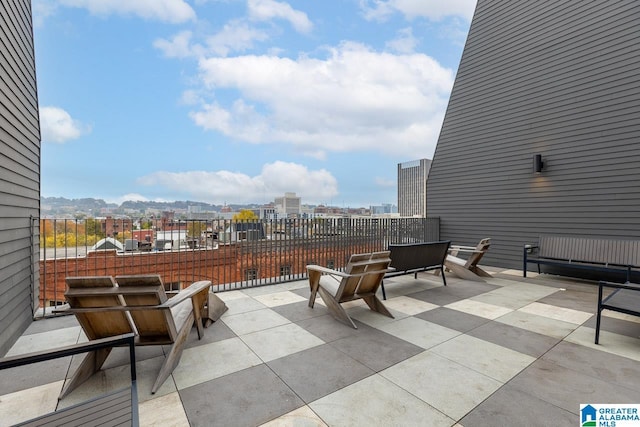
[
  {"left": 164, "top": 280, "right": 212, "bottom": 307},
  {"left": 306, "top": 265, "right": 350, "bottom": 277},
  {"left": 599, "top": 281, "right": 640, "bottom": 292},
  {"left": 307, "top": 265, "right": 394, "bottom": 278},
  {"left": 450, "top": 245, "right": 477, "bottom": 251},
  {"left": 450, "top": 248, "right": 483, "bottom": 254},
  {"left": 0, "top": 333, "right": 136, "bottom": 369}
]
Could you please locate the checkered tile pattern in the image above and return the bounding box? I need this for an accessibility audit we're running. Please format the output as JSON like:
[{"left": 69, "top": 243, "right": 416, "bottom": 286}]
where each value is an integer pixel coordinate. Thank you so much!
[{"left": 2, "top": 270, "right": 640, "bottom": 426}]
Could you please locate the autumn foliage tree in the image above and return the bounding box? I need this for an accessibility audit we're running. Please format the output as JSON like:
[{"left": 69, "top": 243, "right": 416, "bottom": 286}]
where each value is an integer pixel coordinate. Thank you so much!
[{"left": 232, "top": 209, "right": 259, "bottom": 221}]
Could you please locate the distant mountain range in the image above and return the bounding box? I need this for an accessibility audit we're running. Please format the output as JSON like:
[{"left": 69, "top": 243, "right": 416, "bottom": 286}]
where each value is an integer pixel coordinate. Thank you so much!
[{"left": 41, "top": 196, "right": 257, "bottom": 217}]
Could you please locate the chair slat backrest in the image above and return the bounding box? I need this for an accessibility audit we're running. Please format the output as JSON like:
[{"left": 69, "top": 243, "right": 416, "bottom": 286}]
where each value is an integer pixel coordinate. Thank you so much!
[
  {"left": 65, "top": 276, "right": 133, "bottom": 340},
  {"left": 355, "top": 251, "right": 392, "bottom": 296},
  {"left": 116, "top": 275, "right": 177, "bottom": 343},
  {"left": 465, "top": 238, "right": 491, "bottom": 268},
  {"left": 336, "top": 251, "right": 391, "bottom": 301}
]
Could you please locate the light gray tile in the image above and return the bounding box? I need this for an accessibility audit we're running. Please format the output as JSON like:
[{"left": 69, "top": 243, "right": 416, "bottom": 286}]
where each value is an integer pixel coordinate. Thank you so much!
[
  {"left": 495, "top": 310, "right": 578, "bottom": 339},
  {"left": 241, "top": 323, "right": 324, "bottom": 362},
  {"left": 377, "top": 316, "right": 461, "bottom": 349},
  {"left": 381, "top": 351, "right": 502, "bottom": 420},
  {"left": 222, "top": 308, "right": 290, "bottom": 335},
  {"left": 310, "top": 374, "right": 454, "bottom": 426},
  {"left": 172, "top": 337, "right": 262, "bottom": 390},
  {"left": 430, "top": 334, "right": 535, "bottom": 382}
]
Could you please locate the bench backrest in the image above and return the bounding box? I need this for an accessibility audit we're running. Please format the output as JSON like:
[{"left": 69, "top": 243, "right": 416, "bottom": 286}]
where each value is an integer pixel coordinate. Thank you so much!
[
  {"left": 388, "top": 241, "right": 451, "bottom": 272},
  {"left": 538, "top": 236, "right": 640, "bottom": 266}
]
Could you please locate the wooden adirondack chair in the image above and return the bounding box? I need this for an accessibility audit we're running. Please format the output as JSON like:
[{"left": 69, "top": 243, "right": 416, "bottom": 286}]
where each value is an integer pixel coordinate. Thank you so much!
[
  {"left": 60, "top": 275, "right": 212, "bottom": 397},
  {"left": 444, "top": 238, "right": 492, "bottom": 281},
  {"left": 307, "top": 251, "right": 393, "bottom": 329}
]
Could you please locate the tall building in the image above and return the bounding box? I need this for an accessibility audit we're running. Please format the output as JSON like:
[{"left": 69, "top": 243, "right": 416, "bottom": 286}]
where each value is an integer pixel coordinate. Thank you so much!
[
  {"left": 274, "top": 192, "right": 301, "bottom": 217},
  {"left": 427, "top": 0, "right": 640, "bottom": 269},
  {"left": 398, "top": 159, "right": 431, "bottom": 217}
]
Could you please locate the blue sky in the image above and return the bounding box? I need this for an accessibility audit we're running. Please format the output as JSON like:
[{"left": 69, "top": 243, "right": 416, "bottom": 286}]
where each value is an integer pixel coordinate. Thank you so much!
[{"left": 34, "top": 0, "right": 476, "bottom": 207}]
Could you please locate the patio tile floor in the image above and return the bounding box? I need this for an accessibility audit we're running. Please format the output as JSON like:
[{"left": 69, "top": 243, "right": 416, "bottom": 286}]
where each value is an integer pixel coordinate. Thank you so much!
[{"left": 1, "top": 269, "right": 640, "bottom": 426}]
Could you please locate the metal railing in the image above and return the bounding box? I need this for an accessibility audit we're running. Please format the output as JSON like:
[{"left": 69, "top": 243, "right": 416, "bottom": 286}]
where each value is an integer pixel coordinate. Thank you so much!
[{"left": 38, "top": 217, "right": 439, "bottom": 315}]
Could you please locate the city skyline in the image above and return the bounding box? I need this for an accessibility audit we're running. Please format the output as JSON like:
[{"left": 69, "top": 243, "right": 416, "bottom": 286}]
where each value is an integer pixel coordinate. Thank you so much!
[{"left": 35, "top": 0, "right": 476, "bottom": 207}]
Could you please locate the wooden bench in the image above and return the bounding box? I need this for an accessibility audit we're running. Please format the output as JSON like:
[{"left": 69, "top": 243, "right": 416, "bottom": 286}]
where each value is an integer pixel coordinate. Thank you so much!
[
  {"left": 523, "top": 236, "right": 640, "bottom": 282},
  {"left": 381, "top": 241, "right": 451, "bottom": 299},
  {"left": 0, "top": 333, "right": 138, "bottom": 426},
  {"left": 595, "top": 281, "right": 640, "bottom": 344}
]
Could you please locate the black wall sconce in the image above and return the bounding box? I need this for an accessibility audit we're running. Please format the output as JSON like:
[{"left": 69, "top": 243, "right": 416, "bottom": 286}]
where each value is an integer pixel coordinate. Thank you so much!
[{"left": 533, "top": 154, "right": 544, "bottom": 173}]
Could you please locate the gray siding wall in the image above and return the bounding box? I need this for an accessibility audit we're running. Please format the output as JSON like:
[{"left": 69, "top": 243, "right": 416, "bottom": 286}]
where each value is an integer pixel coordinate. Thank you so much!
[
  {"left": 0, "top": 0, "right": 40, "bottom": 355},
  {"left": 427, "top": 0, "right": 640, "bottom": 270}
]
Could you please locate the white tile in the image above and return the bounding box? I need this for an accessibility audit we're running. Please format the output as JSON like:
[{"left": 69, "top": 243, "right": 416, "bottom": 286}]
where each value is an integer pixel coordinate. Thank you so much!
[
  {"left": 310, "top": 374, "right": 454, "bottom": 426},
  {"left": 220, "top": 295, "right": 268, "bottom": 316},
  {"left": 0, "top": 381, "right": 62, "bottom": 425},
  {"left": 383, "top": 295, "right": 439, "bottom": 315},
  {"left": 139, "top": 391, "right": 190, "bottom": 427},
  {"left": 172, "top": 337, "right": 262, "bottom": 390},
  {"left": 431, "top": 334, "right": 535, "bottom": 382},
  {"left": 445, "top": 299, "right": 513, "bottom": 320},
  {"left": 253, "top": 290, "right": 308, "bottom": 307},
  {"left": 565, "top": 326, "right": 640, "bottom": 362},
  {"left": 472, "top": 283, "right": 558, "bottom": 310},
  {"left": 241, "top": 323, "right": 324, "bottom": 362},
  {"left": 603, "top": 310, "right": 640, "bottom": 324},
  {"left": 377, "top": 316, "right": 460, "bottom": 349},
  {"left": 495, "top": 310, "right": 578, "bottom": 339},
  {"left": 6, "top": 326, "right": 82, "bottom": 356},
  {"left": 519, "top": 302, "right": 592, "bottom": 325},
  {"left": 223, "top": 308, "right": 290, "bottom": 335},
  {"left": 259, "top": 405, "right": 328, "bottom": 427},
  {"left": 381, "top": 351, "right": 502, "bottom": 420}
]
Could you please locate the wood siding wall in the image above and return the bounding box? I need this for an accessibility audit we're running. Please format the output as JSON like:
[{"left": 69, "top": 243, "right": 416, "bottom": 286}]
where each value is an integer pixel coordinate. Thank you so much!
[
  {"left": 427, "top": 0, "right": 640, "bottom": 270},
  {"left": 0, "top": 0, "right": 40, "bottom": 355}
]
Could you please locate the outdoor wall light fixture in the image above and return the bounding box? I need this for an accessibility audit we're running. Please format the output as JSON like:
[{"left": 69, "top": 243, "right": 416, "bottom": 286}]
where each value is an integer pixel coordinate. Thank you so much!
[{"left": 533, "top": 154, "right": 544, "bottom": 173}]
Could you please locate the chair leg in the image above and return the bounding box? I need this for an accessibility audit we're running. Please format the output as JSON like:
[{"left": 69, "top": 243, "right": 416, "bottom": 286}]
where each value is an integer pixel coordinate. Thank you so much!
[
  {"left": 152, "top": 313, "right": 194, "bottom": 394},
  {"left": 445, "top": 262, "right": 486, "bottom": 282},
  {"left": 318, "top": 287, "right": 357, "bottom": 329},
  {"left": 380, "top": 281, "right": 386, "bottom": 300},
  {"left": 59, "top": 348, "right": 112, "bottom": 399},
  {"left": 308, "top": 270, "right": 321, "bottom": 308},
  {"left": 362, "top": 295, "right": 394, "bottom": 319}
]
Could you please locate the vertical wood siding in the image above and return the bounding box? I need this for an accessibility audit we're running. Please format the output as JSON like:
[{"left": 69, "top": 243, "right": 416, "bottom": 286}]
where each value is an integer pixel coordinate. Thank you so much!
[
  {"left": 0, "top": 0, "right": 40, "bottom": 355},
  {"left": 427, "top": 0, "right": 640, "bottom": 270}
]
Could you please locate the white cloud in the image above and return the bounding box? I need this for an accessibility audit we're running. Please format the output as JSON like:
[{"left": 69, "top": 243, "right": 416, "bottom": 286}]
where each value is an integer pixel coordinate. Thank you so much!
[
  {"left": 375, "top": 177, "right": 395, "bottom": 188},
  {"left": 137, "top": 161, "right": 338, "bottom": 204},
  {"left": 155, "top": 22, "right": 269, "bottom": 59},
  {"left": 154, "top": 31, "right": 201, "bottom": 58},
  {"left": 32, "top": 0, "right": 58, "bottom": 27},
  {"left": 206, "top": 21, "right": 270, "bottom": 56},
  {"left": 191, "top": 42, "right": 454, "bottom": 158},
  {"left": 104, "top": 193, "right": 151, "bottom": 205},
  {"left": 360, "top": 0, "right": 476, "bottom": 22},
  {"left": 59, "top": 0, "right": 196, "bottom": 24},
  {"left": 39, "top": 106, "right": 91, "bottom": 143},
  {"left": 386, "top": 27, "right": 418, "bottom": 53},
  {"left": 248, "top": 0, "right": 313, "bottom": 33}
]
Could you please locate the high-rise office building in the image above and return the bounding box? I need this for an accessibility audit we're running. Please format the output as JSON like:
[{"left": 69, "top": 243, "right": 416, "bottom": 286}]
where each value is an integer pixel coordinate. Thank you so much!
[
  {"left": 274, "top": 192, "right": 301, "bottom": 217},
  {"left": 398, "top": 159, "right": 431, "bottom": 217}
]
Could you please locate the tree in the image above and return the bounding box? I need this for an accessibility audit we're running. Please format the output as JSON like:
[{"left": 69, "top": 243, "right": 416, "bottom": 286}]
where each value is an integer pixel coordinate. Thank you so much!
[{"left": 233, "top": 210, "right": 259, "bottom": 221}]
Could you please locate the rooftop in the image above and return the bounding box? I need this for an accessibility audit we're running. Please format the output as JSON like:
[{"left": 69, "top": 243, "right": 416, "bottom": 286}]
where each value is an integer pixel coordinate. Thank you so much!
[{"left": 2, "top": 270, "right": 640, "bottom": 426}]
